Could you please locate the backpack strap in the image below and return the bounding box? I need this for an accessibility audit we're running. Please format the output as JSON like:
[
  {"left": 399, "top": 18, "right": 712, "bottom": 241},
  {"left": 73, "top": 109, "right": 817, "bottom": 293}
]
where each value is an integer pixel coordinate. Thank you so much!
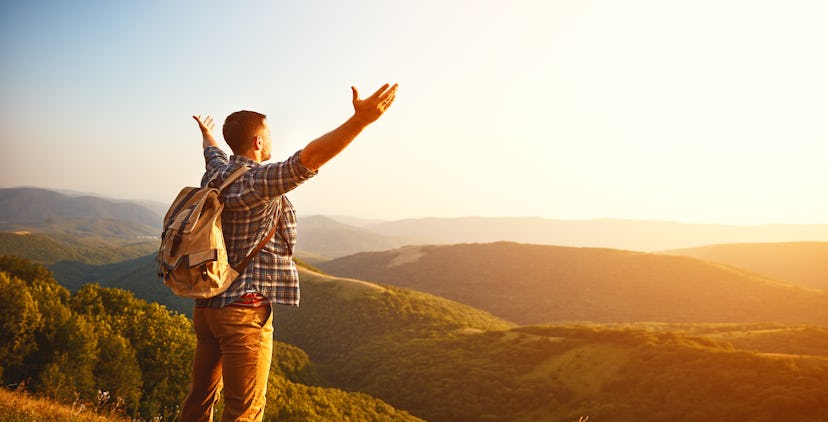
[
  {"left": 233, "top": 198, "right": 282, "bottom": 274},
  {"left": 217, "top": 166, "right": 249, "bottom": 192},
  {"left": 233, "top": 217, "right": 279, "bottom": 274},
  {"left": 214, "top": 166, "right": 280, "bottom": 275}
]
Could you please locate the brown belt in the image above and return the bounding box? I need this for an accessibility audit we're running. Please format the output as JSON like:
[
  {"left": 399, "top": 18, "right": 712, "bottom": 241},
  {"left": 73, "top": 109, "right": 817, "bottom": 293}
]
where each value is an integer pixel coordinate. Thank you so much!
[{"left": 229, "top": 292, "right": 268, "bottom": 307}]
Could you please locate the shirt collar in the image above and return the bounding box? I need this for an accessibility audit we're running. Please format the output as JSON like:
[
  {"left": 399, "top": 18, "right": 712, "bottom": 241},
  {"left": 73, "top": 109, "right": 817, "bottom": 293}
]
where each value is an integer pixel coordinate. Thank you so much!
[{"left": 230, "top": 154, "right": 259, "bottom": 167}]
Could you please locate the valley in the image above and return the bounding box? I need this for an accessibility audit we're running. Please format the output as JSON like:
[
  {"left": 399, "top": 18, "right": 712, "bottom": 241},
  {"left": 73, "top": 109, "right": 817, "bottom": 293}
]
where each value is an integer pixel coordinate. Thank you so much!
[{"left": 1, "top": 187, "right": 827, "bottom": 421}]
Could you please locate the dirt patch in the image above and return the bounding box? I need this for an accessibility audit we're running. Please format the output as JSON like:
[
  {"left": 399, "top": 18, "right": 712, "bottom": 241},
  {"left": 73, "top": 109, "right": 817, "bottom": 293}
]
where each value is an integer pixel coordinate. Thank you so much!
[{"left": 388, "top": 246, "right": 426, "bottom": 268}]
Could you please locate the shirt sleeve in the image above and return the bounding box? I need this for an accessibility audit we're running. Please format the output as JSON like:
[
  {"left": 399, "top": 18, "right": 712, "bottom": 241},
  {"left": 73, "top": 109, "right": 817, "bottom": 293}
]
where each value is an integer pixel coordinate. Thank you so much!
[
  {"left": 250, "top": 149, "right": 318, "bottom": 198},
  {"left": 204, "top": 146, "right": 229, "bottom": 170},
  {"left": 201, "top": 146, "right": 229, "bottom": 187}
]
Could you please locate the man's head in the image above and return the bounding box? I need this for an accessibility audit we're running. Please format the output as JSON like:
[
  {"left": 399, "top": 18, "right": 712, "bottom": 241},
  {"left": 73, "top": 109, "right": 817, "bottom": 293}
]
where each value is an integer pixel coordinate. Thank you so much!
[{"left": 223, "top": 110, "right": 271, "bottom": 161}]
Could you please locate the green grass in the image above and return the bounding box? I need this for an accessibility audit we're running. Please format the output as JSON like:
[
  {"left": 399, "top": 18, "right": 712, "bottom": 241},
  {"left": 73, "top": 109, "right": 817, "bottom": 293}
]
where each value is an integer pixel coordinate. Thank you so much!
[
  {"left": 0, "top": 388, "right": 129, "bottom": 422},
  {"left": 0, "top": 232, "right": 158, "bottom": 265}
]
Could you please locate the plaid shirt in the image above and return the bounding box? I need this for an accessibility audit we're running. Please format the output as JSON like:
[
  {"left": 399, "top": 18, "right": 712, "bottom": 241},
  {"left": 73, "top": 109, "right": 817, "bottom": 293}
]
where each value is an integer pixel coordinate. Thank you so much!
[{"left": 195, "top": 146, "right": 317, "bottom": 308}]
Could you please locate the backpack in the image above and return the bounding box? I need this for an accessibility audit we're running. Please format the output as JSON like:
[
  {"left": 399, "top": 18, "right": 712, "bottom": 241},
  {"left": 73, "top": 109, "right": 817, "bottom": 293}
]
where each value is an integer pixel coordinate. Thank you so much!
[{"left": 156, "top": 167, "right": 276, "bottom": 298}]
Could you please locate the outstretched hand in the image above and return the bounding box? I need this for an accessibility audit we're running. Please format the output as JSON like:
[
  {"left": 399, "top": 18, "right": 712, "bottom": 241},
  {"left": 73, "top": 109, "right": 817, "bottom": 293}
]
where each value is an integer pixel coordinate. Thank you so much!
[
  {"left": 193, "top": 115, "right": 218, "bottom": 148},
  {"left": 351, "top": 83, "right": 398, "bottom": 125}
]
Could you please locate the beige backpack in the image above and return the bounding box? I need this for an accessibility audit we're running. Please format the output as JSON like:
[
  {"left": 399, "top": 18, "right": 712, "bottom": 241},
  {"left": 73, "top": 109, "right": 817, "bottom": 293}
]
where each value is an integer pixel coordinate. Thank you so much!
[{"left": 156, "top": 167, "right": 276, "bottom": 298}]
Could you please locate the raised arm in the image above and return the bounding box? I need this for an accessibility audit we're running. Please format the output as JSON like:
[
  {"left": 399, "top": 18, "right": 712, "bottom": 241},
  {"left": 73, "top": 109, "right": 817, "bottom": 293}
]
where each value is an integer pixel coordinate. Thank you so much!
[{"left": 299, "top": 83, "right": 398, "bottom": 171}]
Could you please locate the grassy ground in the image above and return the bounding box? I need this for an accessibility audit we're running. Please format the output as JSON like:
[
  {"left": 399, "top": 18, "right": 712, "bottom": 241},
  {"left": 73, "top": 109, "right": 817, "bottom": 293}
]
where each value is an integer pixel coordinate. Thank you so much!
[{"left": 0, "top": 388, "right": 130, "bottom": 422}]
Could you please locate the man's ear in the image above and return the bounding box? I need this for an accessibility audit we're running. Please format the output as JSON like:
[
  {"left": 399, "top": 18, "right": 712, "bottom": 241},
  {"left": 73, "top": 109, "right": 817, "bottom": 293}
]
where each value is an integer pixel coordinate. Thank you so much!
[{"left": 253, "top": 136, "right": 263, "bottom": 151}]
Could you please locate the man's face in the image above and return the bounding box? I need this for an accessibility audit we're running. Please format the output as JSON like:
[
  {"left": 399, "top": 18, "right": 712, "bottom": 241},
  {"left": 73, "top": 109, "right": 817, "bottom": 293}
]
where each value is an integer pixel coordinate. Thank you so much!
[{"left": 260, "top": 119, "right": 273, "bottom": 161}]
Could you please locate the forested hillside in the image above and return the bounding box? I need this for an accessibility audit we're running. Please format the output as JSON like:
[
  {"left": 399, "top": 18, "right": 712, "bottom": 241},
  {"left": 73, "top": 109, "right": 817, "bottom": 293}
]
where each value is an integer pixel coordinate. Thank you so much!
[
  {"left": 0, "top": 233, "right": 182, "bottom": 313},
  {"left": 665, "top": 241, "right": 828, "bottom": 290},
  {"left": 319, "top": 242, "right": 828, "bottom": 325},
  {"left": 48, "top": 254, "right": 193, "bottom": 316},
  {"left": 278, "top": 269, "right": 512, "bottom": 361},
  {"left": 4, "top": 191, "right": 828, "bottom": 421},
  {"left": 4, "top": 254, "right": 828, "bottom": 421},
  {"left": 0, "top": 256, "right": 193, "bottom": 418},
  {"left": 0, "top": 257, "right": 421, "bottom": 421},
  {"left": 0, "top": 188, "right": 161, "bottom": 267},
  {"left": 278, "top": 269, "right": 828, "bottom": 422},
  {"left": 0, "top": 232, "right": 157, "bottom": 265}
]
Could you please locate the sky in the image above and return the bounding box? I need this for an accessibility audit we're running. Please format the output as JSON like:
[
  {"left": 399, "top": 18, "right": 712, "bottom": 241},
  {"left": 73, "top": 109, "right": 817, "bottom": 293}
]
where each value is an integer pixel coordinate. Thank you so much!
[{"left": 1, "top": 0, "right": 826, "bottom": 225}]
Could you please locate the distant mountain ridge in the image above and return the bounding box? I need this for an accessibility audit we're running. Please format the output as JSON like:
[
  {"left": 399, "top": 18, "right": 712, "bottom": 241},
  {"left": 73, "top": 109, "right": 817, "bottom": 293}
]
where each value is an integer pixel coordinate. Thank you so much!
[
  {"left": 665, "top": 241, "right": 828, "bottom": 290},
  {"left": 0, "top": 187, "right": 161, "bottom": 239},
  {"left": 296, "top": 215, "right": 415, "bottom": 259},
  {"left": 319, "top": 242, "right": 828, "bottom": 325},
  {"left": 297, "top": 215, "right": 828, "bottom": 258},
  {"left": 5, "top": 186, "right": 828, "bottom": 255},
  {"left": 366, "top": 217, "right": 828, "bottom": 251}
]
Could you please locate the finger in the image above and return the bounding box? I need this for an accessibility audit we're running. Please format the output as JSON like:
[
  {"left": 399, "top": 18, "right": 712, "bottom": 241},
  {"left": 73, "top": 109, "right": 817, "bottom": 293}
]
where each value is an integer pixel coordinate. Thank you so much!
[
  {"left": 368, "top": 83, "right": 391, "bottom": 100},
  {"left": 352, "top": 86, "right": 359, "bottom": 103},
  {"left": 377, "top": 83, "right": 399, "bottom": 102},
  {"left": 193, "top": 115, "right": 206, "bottom": 128},
  {"left": 382, "top": 93, "right": 396, "bottom": 107}
]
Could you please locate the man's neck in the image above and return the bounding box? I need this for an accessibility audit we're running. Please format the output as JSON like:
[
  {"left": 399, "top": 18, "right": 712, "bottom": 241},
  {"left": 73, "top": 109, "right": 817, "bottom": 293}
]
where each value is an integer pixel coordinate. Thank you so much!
[{"left": 237, "top": 151, "right": 263, "bottom": 163}]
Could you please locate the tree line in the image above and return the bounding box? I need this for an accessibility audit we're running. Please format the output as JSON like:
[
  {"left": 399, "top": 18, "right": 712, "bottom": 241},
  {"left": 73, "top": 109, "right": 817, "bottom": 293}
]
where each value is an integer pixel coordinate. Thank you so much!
[
  {"left": 0, "top": 256, "right": 421, "bottom": 421},
  {"left": 0, "top": 255, "right": 193, "bottom": 418}
]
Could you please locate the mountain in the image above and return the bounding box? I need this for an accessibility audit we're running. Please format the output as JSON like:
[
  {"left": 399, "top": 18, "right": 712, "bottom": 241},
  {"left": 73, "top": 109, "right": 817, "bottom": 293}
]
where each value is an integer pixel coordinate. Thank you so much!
[
  {"left": 276, "top": 268, "right": 828, "bottom": 422},
  {"left": 0, "top": 231, "right": 184, "bottom": 315},
  {"left": 0, "top": 187, "right": 161, "bottom": 239},
  {"left": 278, "top": 268, "right": 513, "bottom": 360},
  {"left": 7, "top": 186, "right": 828, "bottom": 255},
  {"left": 318, "top": 242, "right": 828, "bottom": 325},
  {"left": 0, "top": 232, "right": 158, "bottom": 265},
  {"left": 13, "top": 251, "right": 828, "bottom": 421},
  {"left": 368, "top": 217, "right": 828, "bottom": 251},
  {"left": 48, "top": 254, "right": 194, "bottom": 316},
  {"left": 10, "top": 256, "right": 828, "bottom": 421},
  {"left": 664, "top": 241, "right": 828, "bottom": 290},
  {"left": 0, "top": 257, "right": 422, "bottom": 421},
  {"left": 296, "top": 215, "right": 415, "bottom": 259}
]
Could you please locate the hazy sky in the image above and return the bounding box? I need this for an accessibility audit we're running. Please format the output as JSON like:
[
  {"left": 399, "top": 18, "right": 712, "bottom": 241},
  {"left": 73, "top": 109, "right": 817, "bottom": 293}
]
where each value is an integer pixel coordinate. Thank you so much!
[{"left": 1, "top": 1, "right": 826, "bottom": 224}]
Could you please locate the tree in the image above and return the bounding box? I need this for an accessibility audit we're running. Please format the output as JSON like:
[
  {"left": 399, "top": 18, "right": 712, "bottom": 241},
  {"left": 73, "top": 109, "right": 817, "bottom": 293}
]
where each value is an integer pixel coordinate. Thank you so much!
[
  {"left": 94, "top": 332, "right": 143, "bottom": 416},
  {"left": 0, "top": 271, "right": 43, "bottom": 382}
]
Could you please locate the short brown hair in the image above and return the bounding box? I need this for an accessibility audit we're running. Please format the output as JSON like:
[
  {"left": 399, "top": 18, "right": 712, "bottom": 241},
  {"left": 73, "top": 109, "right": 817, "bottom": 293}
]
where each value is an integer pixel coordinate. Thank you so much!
[{"left": 222, "top": 110, "right": 267, "bottom": 154}]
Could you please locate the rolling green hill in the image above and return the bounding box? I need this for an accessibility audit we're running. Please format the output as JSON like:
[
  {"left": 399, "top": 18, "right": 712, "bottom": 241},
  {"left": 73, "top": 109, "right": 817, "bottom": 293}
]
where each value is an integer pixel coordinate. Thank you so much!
[
  {"left": 609, "top": 322, "right": 828, "bottom": 357},
  {"left": 8, "top": 251, "right": 828, "bottom": 421},
  {"left": 318, "top": 242, "right": 828, "bottom": 325},
  {"left": 0, "top": 230, "right": 183, "bottom": 315},
  {"left": 276, "top": 269, "right": 828, "bottom": 422},
  {"left": 0, "top": 232, "right": 91, "bottom": 263},
  {"left": 0, "top": 232, "right": 157, "bottom": 265},
  {"left": 47, "top": 254, "right": 193, "bottom": 316},
  {"left": 664, "top": 241, "right": 828, "bottom": 290},
  {"left": 0, "top": 257, "right": 422, "bottom": 421},
  {"left": 277, "top": 268, "right": 513, "bottom": 362},
  {"left": 45, "top": 254, "right": 333, "bottom": 319}
]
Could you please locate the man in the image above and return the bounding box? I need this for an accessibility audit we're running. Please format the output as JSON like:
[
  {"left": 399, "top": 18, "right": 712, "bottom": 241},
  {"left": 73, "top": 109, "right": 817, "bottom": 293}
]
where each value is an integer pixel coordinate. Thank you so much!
[{"left": 179, "top": 83, "right": 398, "bottom": 422}]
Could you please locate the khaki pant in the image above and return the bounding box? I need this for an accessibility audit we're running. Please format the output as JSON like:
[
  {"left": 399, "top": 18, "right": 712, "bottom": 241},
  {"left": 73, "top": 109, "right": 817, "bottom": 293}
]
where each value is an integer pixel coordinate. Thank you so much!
[{"left": 180, "top": 304, "right": 273, "bottom": 422}]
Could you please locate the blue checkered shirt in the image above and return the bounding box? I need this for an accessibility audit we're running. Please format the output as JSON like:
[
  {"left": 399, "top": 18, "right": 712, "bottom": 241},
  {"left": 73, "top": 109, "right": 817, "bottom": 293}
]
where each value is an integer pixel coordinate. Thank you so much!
[{"left": 195, "top": 146, "right": 317, "bottom": 308}]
